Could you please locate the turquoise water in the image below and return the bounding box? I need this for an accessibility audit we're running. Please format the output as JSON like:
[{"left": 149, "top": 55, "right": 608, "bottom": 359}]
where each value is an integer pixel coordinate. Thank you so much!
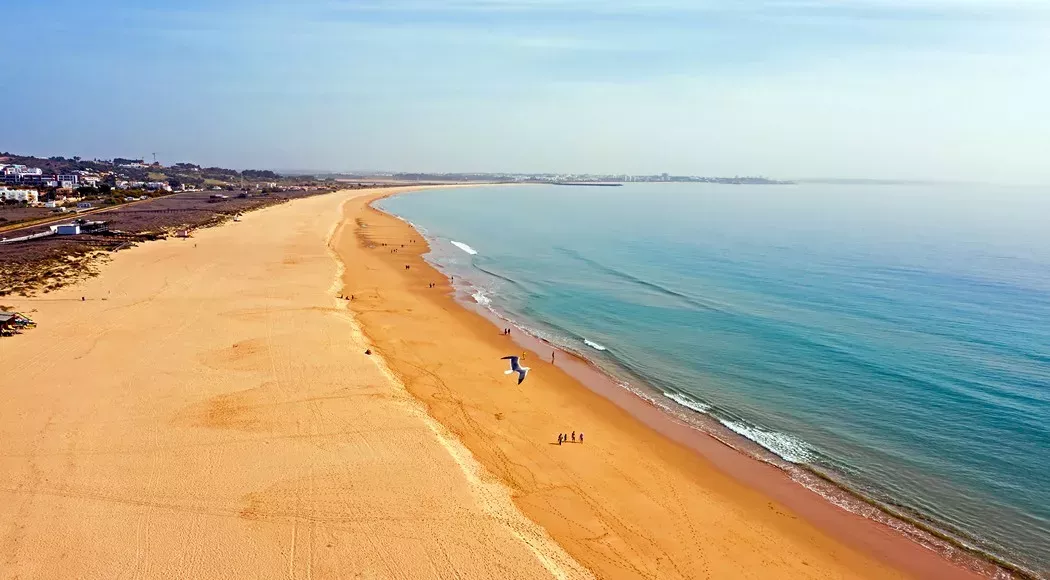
[{"left": 376, "top": 183, "right": 1050, "bottom": 575}]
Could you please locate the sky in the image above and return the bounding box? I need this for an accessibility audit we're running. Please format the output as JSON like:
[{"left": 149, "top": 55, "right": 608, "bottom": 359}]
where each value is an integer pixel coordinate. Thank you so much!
[{"left": 4, "top": 0, "right": 1050, "bottom": 182}]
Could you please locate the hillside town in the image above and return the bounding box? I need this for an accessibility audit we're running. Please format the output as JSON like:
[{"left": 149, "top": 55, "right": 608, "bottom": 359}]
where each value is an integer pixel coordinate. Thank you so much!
[
  {"left": 0, "top": 156, "right": 298, "bottom": 214},
  {"left": 0, "top": 152, "right": 355, "bottom": 298}
]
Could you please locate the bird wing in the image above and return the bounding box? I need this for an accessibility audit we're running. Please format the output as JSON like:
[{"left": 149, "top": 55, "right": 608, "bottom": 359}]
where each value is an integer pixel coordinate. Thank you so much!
[
  {"left": 517, "top": 368, "right": 529, "bottom": 384},
  {"left": 501, "top": 356, "right": 520, "bottom": 371}
]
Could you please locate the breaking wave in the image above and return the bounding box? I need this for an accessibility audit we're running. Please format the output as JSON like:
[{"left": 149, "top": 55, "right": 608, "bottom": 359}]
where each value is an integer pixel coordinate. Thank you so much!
[
  {"left": 719, "top": 419, "right": 815, "bottom": 464},
  {"left": 662, "top": 391, "right": 711, "bottom": 414},
  {"left": 583, "top": 339, "right": 607, "bottom": 351},
  {"left": 471, "top": 289, "right": 492, "bottom": 306},
  {"left": 450, "top": 241, "right": 478, "bottom": 255}
]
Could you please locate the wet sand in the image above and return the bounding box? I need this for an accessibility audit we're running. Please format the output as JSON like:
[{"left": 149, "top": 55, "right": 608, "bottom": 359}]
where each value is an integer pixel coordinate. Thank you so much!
[
  {"left": 341, "top": 189, "right": 991, "bottom": 579},
  {"left": 0, "top": 188, "right": 589, "bottom": 579}
]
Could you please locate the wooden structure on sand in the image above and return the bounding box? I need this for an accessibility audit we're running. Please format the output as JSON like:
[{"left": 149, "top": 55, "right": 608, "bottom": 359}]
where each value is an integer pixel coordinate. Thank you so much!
[{"left": 0, "top": 312, "right": 36, "bottom": 336}]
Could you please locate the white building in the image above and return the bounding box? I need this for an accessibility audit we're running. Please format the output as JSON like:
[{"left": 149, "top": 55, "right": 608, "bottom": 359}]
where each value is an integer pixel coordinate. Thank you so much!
[{"left": 0, "top": 188, "right": 39, "bottom": 204}]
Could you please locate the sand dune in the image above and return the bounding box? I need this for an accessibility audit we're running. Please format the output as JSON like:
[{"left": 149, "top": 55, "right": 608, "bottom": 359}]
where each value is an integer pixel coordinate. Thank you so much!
[{"left": 0, "top": 188, "right": 588, "bottom": 579}]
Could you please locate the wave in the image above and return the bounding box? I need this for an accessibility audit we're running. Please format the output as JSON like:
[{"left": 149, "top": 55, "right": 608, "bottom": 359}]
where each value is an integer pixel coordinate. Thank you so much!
[
  {"left": 554, "top": 246, "right": 731, "bottom": 314},
  {"left": 659, "top": 391, "right": 812, "bottom": 464},
  {"left": 474, "top": 264, "right": 519, "bottom": 286},
  {"left": 662, "top": 391, "right": 711, "bottom": 413},
  {"left": 471, "top": 289, "right": 492, "bottom": 306},
  {"left": 718, "top": 419, "right": 815, "bottom": 464},
  {"left": 450, "top": 240, "right": 478, "bottom": 255},
  {"left": 583, "top": 339, "right": 608, "bottom": 351}
]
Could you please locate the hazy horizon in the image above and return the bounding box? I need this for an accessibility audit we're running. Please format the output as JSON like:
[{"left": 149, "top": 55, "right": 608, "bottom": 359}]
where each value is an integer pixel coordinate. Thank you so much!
[{"left": 4, "top": 1, "right": 1050, "bottom": 185}]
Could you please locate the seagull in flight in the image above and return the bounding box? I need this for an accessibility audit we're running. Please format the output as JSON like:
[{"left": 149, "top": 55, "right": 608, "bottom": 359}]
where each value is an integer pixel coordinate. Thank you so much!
[{"left": 501, "top": 356, "right": 530, "bottom": 384}]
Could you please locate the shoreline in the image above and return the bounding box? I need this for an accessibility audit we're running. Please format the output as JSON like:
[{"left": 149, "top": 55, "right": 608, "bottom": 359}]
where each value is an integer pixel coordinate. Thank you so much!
[
  {"left": 450, "top": 287, "right": 1028, "bottom": 579},
  {"left": 371, "top": 187, "right": 1033, "bottom": 578},
  {"left": 463, "top": 297, "right": 1024, "bottom": 578},
  {"left": 339, "top": 187, "right": 998, "bottom": 579}
]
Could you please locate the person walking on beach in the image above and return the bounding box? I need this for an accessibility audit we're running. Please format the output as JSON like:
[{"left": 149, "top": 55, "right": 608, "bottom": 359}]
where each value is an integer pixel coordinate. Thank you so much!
[
  {"left": 557, "top": 434, "right": 563, "bottom": 445},
  {"left": 551, "top": 351, "right": 555, "bottom": 364},
  {"left": 579, "top": 432, "right": 584, "bottom": 444},
  {"left": 571, "top": 431, "right": 576, "bottom": 443}
]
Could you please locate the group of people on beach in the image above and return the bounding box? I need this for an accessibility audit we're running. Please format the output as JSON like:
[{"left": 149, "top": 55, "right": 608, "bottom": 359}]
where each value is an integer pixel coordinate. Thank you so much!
[
  {"left": 558, "top": 431, "right": 583, "bottom": 445},
  {"left": 502, "top": 328, "right": 512, "bottom": 335}
]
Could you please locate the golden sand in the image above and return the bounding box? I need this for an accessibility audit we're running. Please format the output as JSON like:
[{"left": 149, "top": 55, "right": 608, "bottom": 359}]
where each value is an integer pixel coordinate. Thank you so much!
[
  {"left": 0, "top": 188, "right": 588, "bottom": 579},
  {"left": 0, "top": 187, "right": 985, "bottom": 579},
  {"left": 339, "top": 189, "right": 987, "bottom": 580}
]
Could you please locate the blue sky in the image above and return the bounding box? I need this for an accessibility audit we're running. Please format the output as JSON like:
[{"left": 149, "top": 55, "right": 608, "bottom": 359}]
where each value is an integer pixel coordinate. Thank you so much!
[{"left": 4, "top": 0, "right": 1049, "bottom": 182}]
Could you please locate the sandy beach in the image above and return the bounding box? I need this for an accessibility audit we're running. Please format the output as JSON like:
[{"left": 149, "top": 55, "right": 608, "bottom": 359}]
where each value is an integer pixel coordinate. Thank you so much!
[
  {"left": 0, "top": 186, "right": 989, "bottom": 579},
  {"left": 339, "top": 189, "right": 992, "bottom": 580},
  {"left": 0, "top": 188, "right": 588, "bottom": 579}
]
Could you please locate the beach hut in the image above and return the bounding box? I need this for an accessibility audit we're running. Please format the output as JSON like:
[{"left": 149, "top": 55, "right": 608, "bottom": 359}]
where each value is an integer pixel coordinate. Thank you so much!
[
  {"left": 2, "top": 313, "right": 35, "bottom": 329},
  {"left": 0, "top": 313, "right": 20, "bottom": 336}
]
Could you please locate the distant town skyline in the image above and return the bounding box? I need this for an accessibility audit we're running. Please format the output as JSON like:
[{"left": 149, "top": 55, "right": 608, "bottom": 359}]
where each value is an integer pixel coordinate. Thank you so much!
[{"left": 4, "top": 0, "right": 1050, "bottom": 185}]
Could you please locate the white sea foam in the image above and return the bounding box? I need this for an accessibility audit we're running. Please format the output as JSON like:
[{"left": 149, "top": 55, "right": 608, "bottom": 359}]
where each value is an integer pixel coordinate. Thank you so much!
[
  {"left": 719, "top": 419, "right": 814, "bottom": 464},
  {"left": 451, "top": 240, "right": 478, "bottom": 255},
  {"left": 662, "top": 391, "right": 711, "bottom": 414},
  {"left": 583, "top": 339, "right": 607, "bottom": 351},
  {"left": 472, "top": 289, "right": 492, "bottom": 306}
]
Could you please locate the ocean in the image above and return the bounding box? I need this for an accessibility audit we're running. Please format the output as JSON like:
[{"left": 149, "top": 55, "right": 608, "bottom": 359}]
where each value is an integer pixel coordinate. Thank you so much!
[{"left": 375, "top": 183, "right": 1050, "bottom": 576}]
